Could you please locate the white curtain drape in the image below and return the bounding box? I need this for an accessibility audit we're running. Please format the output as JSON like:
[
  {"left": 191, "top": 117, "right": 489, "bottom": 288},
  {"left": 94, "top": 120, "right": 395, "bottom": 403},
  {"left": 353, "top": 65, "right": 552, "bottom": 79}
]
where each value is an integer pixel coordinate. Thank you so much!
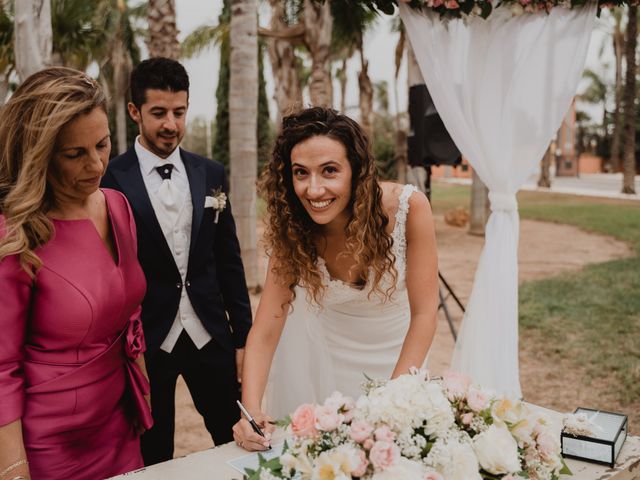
[{"left": 400, "top": 3, "right": 596, "bottom": 396}]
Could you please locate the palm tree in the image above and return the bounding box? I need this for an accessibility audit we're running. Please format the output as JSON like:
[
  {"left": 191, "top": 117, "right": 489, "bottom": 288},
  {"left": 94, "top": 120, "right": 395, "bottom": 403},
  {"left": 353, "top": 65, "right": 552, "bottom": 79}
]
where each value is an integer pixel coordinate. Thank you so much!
[
  {"left": 13, "top": 0, "right": 52, "bottom": 81},
  {"left": 50, "top": 0, "right": 105, "bottom": 69},
  {"left": 258, "top": 0, "right": 333, "bottom": 108},
  {"left": 537, "top": 144, "right": 552, "bottom": 188},
  {"left": 581, "top": 68, "right": 609, "bottom": 141},
  {"left": 96, "top": 0, "right": 142, "bottom": 154},
  {"left": 267, "top": 0, "right": 302, "bottom": 120},
  {"left": 0, "top": 0, "right": 14, "bottom": 105},
  {"left": 229, "top": 0, "right": 259, "bottom": 288},
  {"left": 181, "top": 1, "right": 271, "bottom": 172},
  {"left": 146, "top": 0, "right": 180, "bottom": 59},
  {"left": 302, "top": 0, "right": 333, "bottom": 107},
  {"left": 331, "top": 2, "right": 377, "bottom": 137},
  {"left": 621, "top": 4, "right": 637, "bottom": 194},
  {"left": 609, "top": 10, "right": 625, "bottom": 172}
]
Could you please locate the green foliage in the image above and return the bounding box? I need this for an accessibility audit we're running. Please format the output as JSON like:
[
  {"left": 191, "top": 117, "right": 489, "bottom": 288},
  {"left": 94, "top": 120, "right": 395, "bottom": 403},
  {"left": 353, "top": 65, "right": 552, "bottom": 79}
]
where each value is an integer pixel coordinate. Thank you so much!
[
  {"left": 182, "top": 116, "right": 212, "bottom": 157},
  {"left": 181, "top": 23, "right": 227, "bottom": 59},
  {"left": 212, "top": 0, "right": 272, "bottom": 174},
  {"left": 51, "top": 0, "right": 107, "bottom": 70},
  {"left": 0, "top": 1, "right": 14, "bottom": 75},
  {"left": 258, "top": 41, "right": 274, "bottom": 175},
  {"left": 372, "top": 113, "right": 397, "bottom": 180}
]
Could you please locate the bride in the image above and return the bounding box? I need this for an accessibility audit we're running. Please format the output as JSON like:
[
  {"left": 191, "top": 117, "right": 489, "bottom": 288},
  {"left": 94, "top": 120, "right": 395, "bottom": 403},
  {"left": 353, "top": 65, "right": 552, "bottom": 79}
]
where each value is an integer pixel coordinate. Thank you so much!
[{"left": 233, "top": 107, "right": 439, "bottom": 451}]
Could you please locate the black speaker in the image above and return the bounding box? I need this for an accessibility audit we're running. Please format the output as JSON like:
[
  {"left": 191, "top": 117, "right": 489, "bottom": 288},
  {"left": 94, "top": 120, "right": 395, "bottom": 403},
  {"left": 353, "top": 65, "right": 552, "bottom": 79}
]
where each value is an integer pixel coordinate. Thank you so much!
[{"left": 407, "top": 84, "right": 462, "bottom": 168}]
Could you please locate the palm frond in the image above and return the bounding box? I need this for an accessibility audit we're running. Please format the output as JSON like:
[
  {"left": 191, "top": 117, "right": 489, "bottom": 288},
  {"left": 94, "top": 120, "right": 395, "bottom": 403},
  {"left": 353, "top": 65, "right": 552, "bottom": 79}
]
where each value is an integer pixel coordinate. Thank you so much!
[{"left": 181, "top": 23, "right": 227, "bottom": 59}]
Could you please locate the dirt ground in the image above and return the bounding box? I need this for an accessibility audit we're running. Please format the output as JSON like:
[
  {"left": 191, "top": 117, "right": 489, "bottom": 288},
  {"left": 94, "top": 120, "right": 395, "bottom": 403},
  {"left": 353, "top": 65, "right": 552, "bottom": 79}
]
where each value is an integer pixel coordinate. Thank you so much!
[{"left": 172, "top": 215, "right": 634, "bottom": 457}]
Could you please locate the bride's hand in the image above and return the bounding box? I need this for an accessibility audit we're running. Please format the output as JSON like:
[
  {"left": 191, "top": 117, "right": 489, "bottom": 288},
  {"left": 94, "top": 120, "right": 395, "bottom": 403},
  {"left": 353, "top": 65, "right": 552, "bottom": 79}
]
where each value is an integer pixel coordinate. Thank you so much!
[{"left": 232, "top": 411, "right": 275, "bottom": 451}]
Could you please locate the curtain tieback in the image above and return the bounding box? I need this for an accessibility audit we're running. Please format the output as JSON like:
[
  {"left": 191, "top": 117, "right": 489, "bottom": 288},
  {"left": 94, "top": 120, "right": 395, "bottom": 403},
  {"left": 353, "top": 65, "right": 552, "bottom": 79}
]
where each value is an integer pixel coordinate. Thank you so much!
[{"left": 489, "top": 192, "right": 518, "bottom": 212}]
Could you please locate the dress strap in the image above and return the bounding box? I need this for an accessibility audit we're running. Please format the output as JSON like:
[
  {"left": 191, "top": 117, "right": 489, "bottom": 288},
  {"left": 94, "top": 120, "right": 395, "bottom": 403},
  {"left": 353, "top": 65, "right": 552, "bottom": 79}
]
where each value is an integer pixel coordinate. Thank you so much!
[{"left": 392, "top": 184, "right": 418, "bottom": 264}]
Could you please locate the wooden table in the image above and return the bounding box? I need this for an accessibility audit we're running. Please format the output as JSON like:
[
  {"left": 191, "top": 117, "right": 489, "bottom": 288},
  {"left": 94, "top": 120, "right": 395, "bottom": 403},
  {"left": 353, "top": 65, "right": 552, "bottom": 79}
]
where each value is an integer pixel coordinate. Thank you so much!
[{"left": 111, "top": 408, "right": 640, "bottom": 479}]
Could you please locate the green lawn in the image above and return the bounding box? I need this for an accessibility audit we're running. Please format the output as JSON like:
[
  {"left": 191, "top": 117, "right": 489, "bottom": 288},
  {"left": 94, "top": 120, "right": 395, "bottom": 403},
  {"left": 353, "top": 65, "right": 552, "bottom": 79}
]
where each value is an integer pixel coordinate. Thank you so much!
[{"left": 431, "top": 181, "right": 640, "bottom": 404}]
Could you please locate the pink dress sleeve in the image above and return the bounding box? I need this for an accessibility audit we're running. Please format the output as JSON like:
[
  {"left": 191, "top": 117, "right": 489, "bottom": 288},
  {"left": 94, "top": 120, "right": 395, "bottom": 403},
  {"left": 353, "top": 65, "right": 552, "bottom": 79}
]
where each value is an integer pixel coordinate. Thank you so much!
[
  {"left": 0, "top": 250, "right": 32, "bottom": 426},
  {"left": 120, "top": 191, "right": 147, "bottom": 359}
]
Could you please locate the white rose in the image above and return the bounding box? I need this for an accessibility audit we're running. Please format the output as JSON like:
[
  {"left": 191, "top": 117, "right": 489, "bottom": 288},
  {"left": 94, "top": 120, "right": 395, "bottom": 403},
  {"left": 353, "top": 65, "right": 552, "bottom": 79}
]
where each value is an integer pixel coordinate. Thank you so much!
[
  {"left": 429, "top": 439, "right": 481, "bottom": 480},
  {"left": 446, "top": 441, "right": 482, "bottom": 480},
  {"left": 371, "top": 458, "right": 427, "bottom": 480},
  {"left": 473, "top": 425, "right": 521, "bottom": 475}
]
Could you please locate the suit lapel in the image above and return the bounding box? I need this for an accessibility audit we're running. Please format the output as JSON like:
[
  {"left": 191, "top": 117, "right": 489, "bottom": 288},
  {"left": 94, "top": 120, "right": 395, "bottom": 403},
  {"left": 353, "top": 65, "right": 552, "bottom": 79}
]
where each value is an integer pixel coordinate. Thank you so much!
[
  {"left": 110, "top": 149, "right": 175, "bottom": 262},
  {"left": 182, "top": 150, "right": 206, "bottom": 257}
]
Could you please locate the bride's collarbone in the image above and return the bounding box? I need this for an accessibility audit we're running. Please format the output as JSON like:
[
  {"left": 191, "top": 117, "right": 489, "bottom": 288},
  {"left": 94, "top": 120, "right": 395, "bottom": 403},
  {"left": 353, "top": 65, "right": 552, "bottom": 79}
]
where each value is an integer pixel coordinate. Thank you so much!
[{"left": 320, "top": 254, "right": 366, "bottom": 287}]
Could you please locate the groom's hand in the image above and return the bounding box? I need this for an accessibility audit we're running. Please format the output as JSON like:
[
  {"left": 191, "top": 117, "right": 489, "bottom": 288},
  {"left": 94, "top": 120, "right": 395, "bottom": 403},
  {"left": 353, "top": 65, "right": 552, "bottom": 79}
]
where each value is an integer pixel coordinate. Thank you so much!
[{"left": 235, "top": 348, "right": 245, "bottom": 384}]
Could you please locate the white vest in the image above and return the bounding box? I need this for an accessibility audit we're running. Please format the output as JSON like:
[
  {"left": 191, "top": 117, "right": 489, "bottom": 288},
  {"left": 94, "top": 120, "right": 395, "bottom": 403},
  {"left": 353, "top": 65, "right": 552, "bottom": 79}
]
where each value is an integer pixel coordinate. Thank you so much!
[{"left": 149, "top": 187, "right": 212, "bottom": 352}]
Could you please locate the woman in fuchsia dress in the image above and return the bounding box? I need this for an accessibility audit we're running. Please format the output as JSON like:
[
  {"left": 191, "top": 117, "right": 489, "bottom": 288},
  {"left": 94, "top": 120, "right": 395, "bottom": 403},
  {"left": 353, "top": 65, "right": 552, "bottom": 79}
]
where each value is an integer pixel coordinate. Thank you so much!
[{"left": 0, "top": 68, "right": 151, "bottom": 479}]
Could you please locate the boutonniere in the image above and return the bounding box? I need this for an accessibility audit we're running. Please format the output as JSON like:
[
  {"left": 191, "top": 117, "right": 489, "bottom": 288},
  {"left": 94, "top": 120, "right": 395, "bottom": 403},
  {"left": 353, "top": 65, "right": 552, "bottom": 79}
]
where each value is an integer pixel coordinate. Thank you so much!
[{"left": 204, "top": 188, "right": 227, "bottom": 224}]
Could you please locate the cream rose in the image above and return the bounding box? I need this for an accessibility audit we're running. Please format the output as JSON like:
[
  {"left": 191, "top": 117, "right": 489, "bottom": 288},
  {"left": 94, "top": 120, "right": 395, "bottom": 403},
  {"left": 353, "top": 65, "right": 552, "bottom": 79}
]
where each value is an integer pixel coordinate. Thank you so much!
[{"left": 473, "top": 425, "right": 521, "bottom": 475}]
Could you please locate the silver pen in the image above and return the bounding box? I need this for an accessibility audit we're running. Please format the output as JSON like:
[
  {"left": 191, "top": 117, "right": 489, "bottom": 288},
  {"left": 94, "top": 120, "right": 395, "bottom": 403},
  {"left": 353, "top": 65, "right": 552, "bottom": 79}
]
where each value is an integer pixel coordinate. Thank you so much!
[{"left": 236, "top": 400, "right": 271, "bottom": 449}]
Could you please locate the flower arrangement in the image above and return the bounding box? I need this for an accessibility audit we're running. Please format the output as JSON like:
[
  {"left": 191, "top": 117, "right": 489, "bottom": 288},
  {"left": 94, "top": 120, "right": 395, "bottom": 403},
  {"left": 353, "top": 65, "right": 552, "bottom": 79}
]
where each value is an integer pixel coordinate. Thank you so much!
[
  {"left": 245, "top": 370, "right": 571, "bottom": 480},
  {"left": 364, "top": 0, "right": 637, "bottom": 19}
]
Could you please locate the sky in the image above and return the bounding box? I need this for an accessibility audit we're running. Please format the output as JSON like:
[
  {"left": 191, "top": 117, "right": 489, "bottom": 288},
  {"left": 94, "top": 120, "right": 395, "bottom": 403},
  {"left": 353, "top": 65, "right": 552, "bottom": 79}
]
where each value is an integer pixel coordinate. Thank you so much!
[{"left": 167, "top": 0, "right": 614, "bottom": 125}]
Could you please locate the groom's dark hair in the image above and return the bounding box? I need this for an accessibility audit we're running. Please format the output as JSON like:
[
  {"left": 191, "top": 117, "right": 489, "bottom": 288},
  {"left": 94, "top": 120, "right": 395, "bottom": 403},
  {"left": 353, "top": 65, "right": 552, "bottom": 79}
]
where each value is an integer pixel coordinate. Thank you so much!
[{"left": 129, "top": 57, "right": 190, "bottom": 109}]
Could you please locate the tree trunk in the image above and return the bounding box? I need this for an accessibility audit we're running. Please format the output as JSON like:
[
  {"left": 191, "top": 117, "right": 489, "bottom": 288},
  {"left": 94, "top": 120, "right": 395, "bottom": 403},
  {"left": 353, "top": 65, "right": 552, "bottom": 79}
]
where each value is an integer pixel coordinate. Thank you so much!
[
  {"left": 14, "top": 0, "right": 52, "bottom": 81},
  {"left": 469, "top": 170, "right": 489, "bottom": 236},
  {"left": 358, "top": 47, "right": 373, "bottom": 140},
  {"left": 230, "top": 0, "right": 259, "bottom": 287},
  {"left": 146, "top": 0, "right": 181, "bottom": 59},
  {"left": 112, "top": 40, "right": 131, "bottom": 155},
  {"left": 0, "top": 72, "right": 8, "bottom": 106},
  {"left": 622, "top": 4, "right": 637, "bottom": 194},
  {"left": 337, "top": 58, "right": 347, "bottom": 113},
  {"left": 267, "top": 0, "right": 302, "bottom": 122},
  {"left": 610, "top": 15, "right": 624, "bottom": 172},
  {"left": 537, "top": 144, "right": 552, "bottom": 188},
  {"left": 303, "top": 0, "right": 333, "bottom": 107}
]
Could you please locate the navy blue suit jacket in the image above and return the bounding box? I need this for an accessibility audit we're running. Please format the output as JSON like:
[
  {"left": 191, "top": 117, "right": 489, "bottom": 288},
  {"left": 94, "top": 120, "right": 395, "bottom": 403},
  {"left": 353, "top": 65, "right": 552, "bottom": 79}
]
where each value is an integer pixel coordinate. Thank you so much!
[{"left": 101, "top": 147, "right": 252, "bottom": 355}]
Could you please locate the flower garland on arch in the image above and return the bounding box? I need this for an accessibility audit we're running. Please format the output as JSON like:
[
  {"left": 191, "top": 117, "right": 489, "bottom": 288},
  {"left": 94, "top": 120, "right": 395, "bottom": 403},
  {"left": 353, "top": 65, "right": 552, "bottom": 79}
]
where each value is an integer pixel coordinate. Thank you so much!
[{"left": 363, "top": 0, "right": 637, "bottom": 19}]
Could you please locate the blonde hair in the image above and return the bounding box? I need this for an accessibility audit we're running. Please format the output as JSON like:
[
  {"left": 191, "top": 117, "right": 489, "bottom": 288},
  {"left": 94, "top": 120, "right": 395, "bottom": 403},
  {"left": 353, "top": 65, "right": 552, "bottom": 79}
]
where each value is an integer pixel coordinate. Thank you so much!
[{"left": 0, "top": 67, "right": 108, "bottom": 274}]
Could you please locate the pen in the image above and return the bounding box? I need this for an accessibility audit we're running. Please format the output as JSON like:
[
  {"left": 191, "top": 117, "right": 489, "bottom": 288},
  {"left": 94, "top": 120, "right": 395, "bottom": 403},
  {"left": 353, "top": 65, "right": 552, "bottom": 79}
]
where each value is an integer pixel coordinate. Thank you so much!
[{"left": 236, "top": 400, "right": 271, "bottom": 449}]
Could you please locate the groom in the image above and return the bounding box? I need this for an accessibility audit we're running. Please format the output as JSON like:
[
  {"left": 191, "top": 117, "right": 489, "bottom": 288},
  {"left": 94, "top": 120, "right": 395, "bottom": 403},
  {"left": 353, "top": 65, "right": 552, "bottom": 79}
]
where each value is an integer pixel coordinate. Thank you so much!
[{"left": 101, "top": 57, "right": 252, "bottom": 465}]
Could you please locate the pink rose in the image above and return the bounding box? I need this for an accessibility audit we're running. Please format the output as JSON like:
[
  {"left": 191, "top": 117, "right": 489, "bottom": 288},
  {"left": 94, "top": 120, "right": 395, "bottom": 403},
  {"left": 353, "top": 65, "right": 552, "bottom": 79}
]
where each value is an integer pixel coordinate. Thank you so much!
[
  {"left": 443, "top": 371, "right": 471, "bottom": 399},
  {"left": 352, "top": 449, "right": 369, "bottom": 477},
  {"left": 125, "top": 316, "right": 146, "bottom": 360},
  {"left": 466, "top": 388, "right": 489, "bottom": 412},
  {"left": 432, "top": 0, "right": 444, "bottom": 6},
  {"left": 291, "top": 404, "right": 318, "bottom": 438},
  {"left": 374, "top": 425, "right": 395, "bottom": 442},
  {"left": 461, "top": 412, "right": 474, "bottom": 425},
  {"left": 425, "top": 473, "right": 445, "bottom": 480},
  {"left": 315, "top": 404, "right": 343, "bottom": 432},
  {"left": 444, "top": 0, "right": 459, "bottom": 8},
  {"left": 349, "top": 420, "right": 374, "bottom": 443},
  {"left": 363, "top": 438, "right": 375, "bottom": 450},
  {"left": 369, "top": 441, "right": 399, "bottom": 471}
]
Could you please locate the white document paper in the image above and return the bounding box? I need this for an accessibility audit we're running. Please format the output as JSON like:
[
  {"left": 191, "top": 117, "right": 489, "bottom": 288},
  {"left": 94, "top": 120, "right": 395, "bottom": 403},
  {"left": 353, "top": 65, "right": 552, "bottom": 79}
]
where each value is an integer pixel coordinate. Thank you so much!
[{"left": 227, "top": 442, "right": 285, "bottom": 475}]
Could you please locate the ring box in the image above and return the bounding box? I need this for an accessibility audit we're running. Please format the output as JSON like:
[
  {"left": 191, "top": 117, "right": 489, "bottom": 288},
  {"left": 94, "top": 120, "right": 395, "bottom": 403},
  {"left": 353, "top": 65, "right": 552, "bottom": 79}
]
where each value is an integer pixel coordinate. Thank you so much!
[{"left": 561, "top": 408, "right": 628, "bottom": 468}]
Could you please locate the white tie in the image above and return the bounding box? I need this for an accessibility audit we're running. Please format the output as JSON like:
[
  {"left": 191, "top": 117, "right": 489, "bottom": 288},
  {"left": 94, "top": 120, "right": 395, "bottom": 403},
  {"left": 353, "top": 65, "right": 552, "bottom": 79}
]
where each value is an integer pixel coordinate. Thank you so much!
[{"left": 156, "top": 164, "right": 180, "bottom": 216}]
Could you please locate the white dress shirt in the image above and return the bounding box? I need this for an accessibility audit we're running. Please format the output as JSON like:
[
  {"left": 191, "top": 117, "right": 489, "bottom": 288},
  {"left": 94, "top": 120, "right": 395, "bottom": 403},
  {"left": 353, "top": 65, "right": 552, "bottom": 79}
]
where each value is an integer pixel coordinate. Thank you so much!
[{"left": 135, "top": 137, "right": 212, "bottom": 352}]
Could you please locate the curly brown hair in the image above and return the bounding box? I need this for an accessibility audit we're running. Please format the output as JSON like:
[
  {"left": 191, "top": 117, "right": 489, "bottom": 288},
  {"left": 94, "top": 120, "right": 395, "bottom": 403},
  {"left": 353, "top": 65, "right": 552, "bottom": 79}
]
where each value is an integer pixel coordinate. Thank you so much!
[{"left": 261, "top": 107, "right": 396, "bottom": 305}]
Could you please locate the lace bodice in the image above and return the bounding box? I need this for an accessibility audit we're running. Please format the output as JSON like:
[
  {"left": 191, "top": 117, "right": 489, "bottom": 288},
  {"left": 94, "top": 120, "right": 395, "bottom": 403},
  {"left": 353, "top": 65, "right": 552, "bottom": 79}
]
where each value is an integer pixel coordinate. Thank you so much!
[{"left": 316, "top": 184, "right": 417, "bottom": 307}]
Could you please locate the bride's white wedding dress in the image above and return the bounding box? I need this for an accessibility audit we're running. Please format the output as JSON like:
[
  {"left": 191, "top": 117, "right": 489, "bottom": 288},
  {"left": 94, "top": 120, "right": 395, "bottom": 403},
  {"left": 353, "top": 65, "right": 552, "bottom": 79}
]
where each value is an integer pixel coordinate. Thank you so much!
[{"left": 267, "top": 184, "right": 421, "bottom": 418}]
